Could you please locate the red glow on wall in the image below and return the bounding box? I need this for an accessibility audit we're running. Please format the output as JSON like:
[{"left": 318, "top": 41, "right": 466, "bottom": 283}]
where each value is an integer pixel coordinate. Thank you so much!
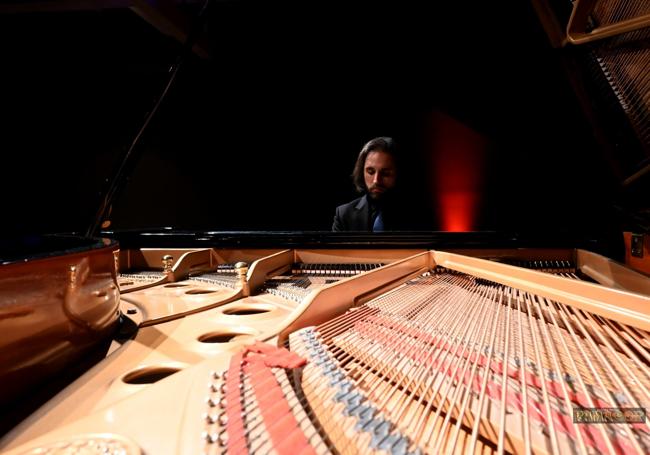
[
  {"left": 438, "top": 192, "right": 479, "bottom": 231},
  {"left": 427, "top": 112, "right": 488, "bottom": 232}
]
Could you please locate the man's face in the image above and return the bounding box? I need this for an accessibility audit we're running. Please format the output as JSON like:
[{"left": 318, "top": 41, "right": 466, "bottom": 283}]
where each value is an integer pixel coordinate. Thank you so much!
[{"left": 364, "top": 150, "right": 397, "bottom": 200}]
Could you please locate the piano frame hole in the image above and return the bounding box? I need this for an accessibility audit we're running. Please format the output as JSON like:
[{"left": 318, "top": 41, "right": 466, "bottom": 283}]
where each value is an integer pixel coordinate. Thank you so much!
[
  {"left": 198, "top": 329, "right": 257, "bottom": 344},
  {"left": 185, "top": 288, "right": 219, "bottom": 295},
  {"left": 221, "top": 304, "right": 275, "bottom": 316},
  {"left": 122, "top": 366, "right": 181, "bottom": 385}
]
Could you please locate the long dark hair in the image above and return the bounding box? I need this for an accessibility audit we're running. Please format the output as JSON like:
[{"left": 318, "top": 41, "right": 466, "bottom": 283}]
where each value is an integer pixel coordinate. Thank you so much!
[{"left": 351, "top": 136, "right": 399, "bottom": 193}]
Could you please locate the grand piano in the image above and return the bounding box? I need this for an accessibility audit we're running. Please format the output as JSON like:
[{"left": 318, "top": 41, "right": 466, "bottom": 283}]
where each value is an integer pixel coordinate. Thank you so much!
[{"left": 1, "top": 1, "right": 649, "bottom": 454}]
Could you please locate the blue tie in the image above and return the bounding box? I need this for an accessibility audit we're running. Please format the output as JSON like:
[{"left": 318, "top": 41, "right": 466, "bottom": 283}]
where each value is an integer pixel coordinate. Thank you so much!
[{"left": 373, "top": 211, "right": 384, "bottom": 232}]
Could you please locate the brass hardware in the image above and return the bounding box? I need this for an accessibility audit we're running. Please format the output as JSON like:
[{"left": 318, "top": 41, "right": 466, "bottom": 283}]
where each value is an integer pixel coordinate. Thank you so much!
[
  {"left": 113, "top": 250, "right": 120, "bottom": 275},
  {"left": 162, "top": 255, "right": 174, "bottom": 274},
  {"left": 69, "top": 265, "right": 77, "bottom": 287},
  {"left": 235, "top": 262, "right": 250, "bottom": 296}
]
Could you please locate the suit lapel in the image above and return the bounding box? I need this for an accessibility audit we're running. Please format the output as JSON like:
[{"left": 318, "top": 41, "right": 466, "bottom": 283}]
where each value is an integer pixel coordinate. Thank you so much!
[{"left": 353, "top": 195, "right": 371, "bottom": 230}]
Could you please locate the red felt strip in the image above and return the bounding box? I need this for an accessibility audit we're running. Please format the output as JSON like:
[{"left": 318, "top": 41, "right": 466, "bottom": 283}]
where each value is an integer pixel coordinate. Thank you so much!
[{"left": 243, "top": 351, "right": 315, "bottom": 455}]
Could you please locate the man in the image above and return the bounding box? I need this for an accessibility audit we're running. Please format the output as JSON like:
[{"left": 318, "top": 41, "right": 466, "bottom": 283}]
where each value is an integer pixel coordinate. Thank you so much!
[{"left": 332, "top": 136, "right": 403, "bottom": 231}]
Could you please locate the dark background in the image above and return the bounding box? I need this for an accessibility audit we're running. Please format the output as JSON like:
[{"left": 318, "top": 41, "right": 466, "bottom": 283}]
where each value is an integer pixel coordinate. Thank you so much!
[{"left": 1, "top": 1, "right": 623, "bottom": 237}]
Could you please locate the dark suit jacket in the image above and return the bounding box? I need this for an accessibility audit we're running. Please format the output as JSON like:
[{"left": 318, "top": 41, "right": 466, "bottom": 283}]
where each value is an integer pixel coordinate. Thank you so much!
[
  {"left": 332, "top": 192, "right": 434, "bottom": 231},
  {"left": 332, "top": 196, "right": 373, "bottom": 231}
]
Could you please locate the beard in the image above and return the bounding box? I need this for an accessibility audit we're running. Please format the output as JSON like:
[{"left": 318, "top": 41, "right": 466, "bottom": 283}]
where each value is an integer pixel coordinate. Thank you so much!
[{"left": 367, "top": 185, "right": 392, "bottom": 201}]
